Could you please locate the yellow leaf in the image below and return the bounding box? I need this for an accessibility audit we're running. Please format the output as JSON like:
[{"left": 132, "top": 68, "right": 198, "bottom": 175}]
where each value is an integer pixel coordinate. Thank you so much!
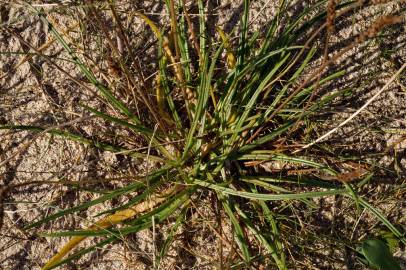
[
  {"left": 42, "top": 189, "right": 173, "bottom": 270},
  {"left": 216, "top": 27, "right": 236, "bottom": 69}
]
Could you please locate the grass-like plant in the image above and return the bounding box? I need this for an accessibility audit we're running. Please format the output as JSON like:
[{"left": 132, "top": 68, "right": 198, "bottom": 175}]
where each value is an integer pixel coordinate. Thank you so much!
[{"left": 1, "top": 0, "right": 405, "bottom": 269}]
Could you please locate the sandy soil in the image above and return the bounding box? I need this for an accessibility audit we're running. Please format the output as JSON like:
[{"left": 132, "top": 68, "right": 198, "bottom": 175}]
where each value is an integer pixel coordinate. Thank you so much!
[{"left": 1, "top": 1, "right": 405, "bottom": 269}]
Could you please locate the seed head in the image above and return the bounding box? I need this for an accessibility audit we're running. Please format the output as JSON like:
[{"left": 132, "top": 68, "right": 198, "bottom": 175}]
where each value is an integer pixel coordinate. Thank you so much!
[
  {"left": 356, "top": 15, "right": 403, "bottom": 43},
  {"left": 327, "top": 0, "right": 338, "bottom": 34}
]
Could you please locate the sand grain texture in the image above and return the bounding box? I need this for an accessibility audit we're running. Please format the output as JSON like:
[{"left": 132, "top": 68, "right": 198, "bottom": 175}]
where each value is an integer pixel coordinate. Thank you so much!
[{"left": 1, "top": 1, "right": 405, "bottom": 269}]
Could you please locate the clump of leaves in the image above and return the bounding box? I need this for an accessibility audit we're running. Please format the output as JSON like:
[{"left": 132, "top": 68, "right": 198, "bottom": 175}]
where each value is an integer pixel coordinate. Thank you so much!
[
  {"left": 2, "top": 0, "right": 405, "bottom": 269},
  {"left": 359, "top": 238, "right": 401, "bottom": 270}
]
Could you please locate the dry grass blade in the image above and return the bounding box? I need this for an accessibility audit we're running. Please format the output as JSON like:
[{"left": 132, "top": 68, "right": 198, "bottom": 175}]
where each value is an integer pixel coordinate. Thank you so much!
[
  {"left": 42, "top": 186, "right": 181, "bottom": 270},
  {"left": 0, "top": 19, "right": 79, "bottom": 80},
  {"left": 2, "top": 1, "right": 404, "bottom": 269},
  {"left": 0, "top": 116, "right": 92, "bottom": 168},
  {"left": 0, "top": 177, "right": 127, "bottom": 230},
  {"left": 300, "top": 61, "right": 406, "bottom": 151},
  {"left": 248, "top": 14, "right": 402, "bottom": 144},
  {"left": 181, "top": 0, "right": 201, "bottom": 60},
  {"left": 135, "top": 12, "right": 195, "bottom": 109},
  {"left": 88, "top": 6, "right": 168, "bottom": 132}
]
